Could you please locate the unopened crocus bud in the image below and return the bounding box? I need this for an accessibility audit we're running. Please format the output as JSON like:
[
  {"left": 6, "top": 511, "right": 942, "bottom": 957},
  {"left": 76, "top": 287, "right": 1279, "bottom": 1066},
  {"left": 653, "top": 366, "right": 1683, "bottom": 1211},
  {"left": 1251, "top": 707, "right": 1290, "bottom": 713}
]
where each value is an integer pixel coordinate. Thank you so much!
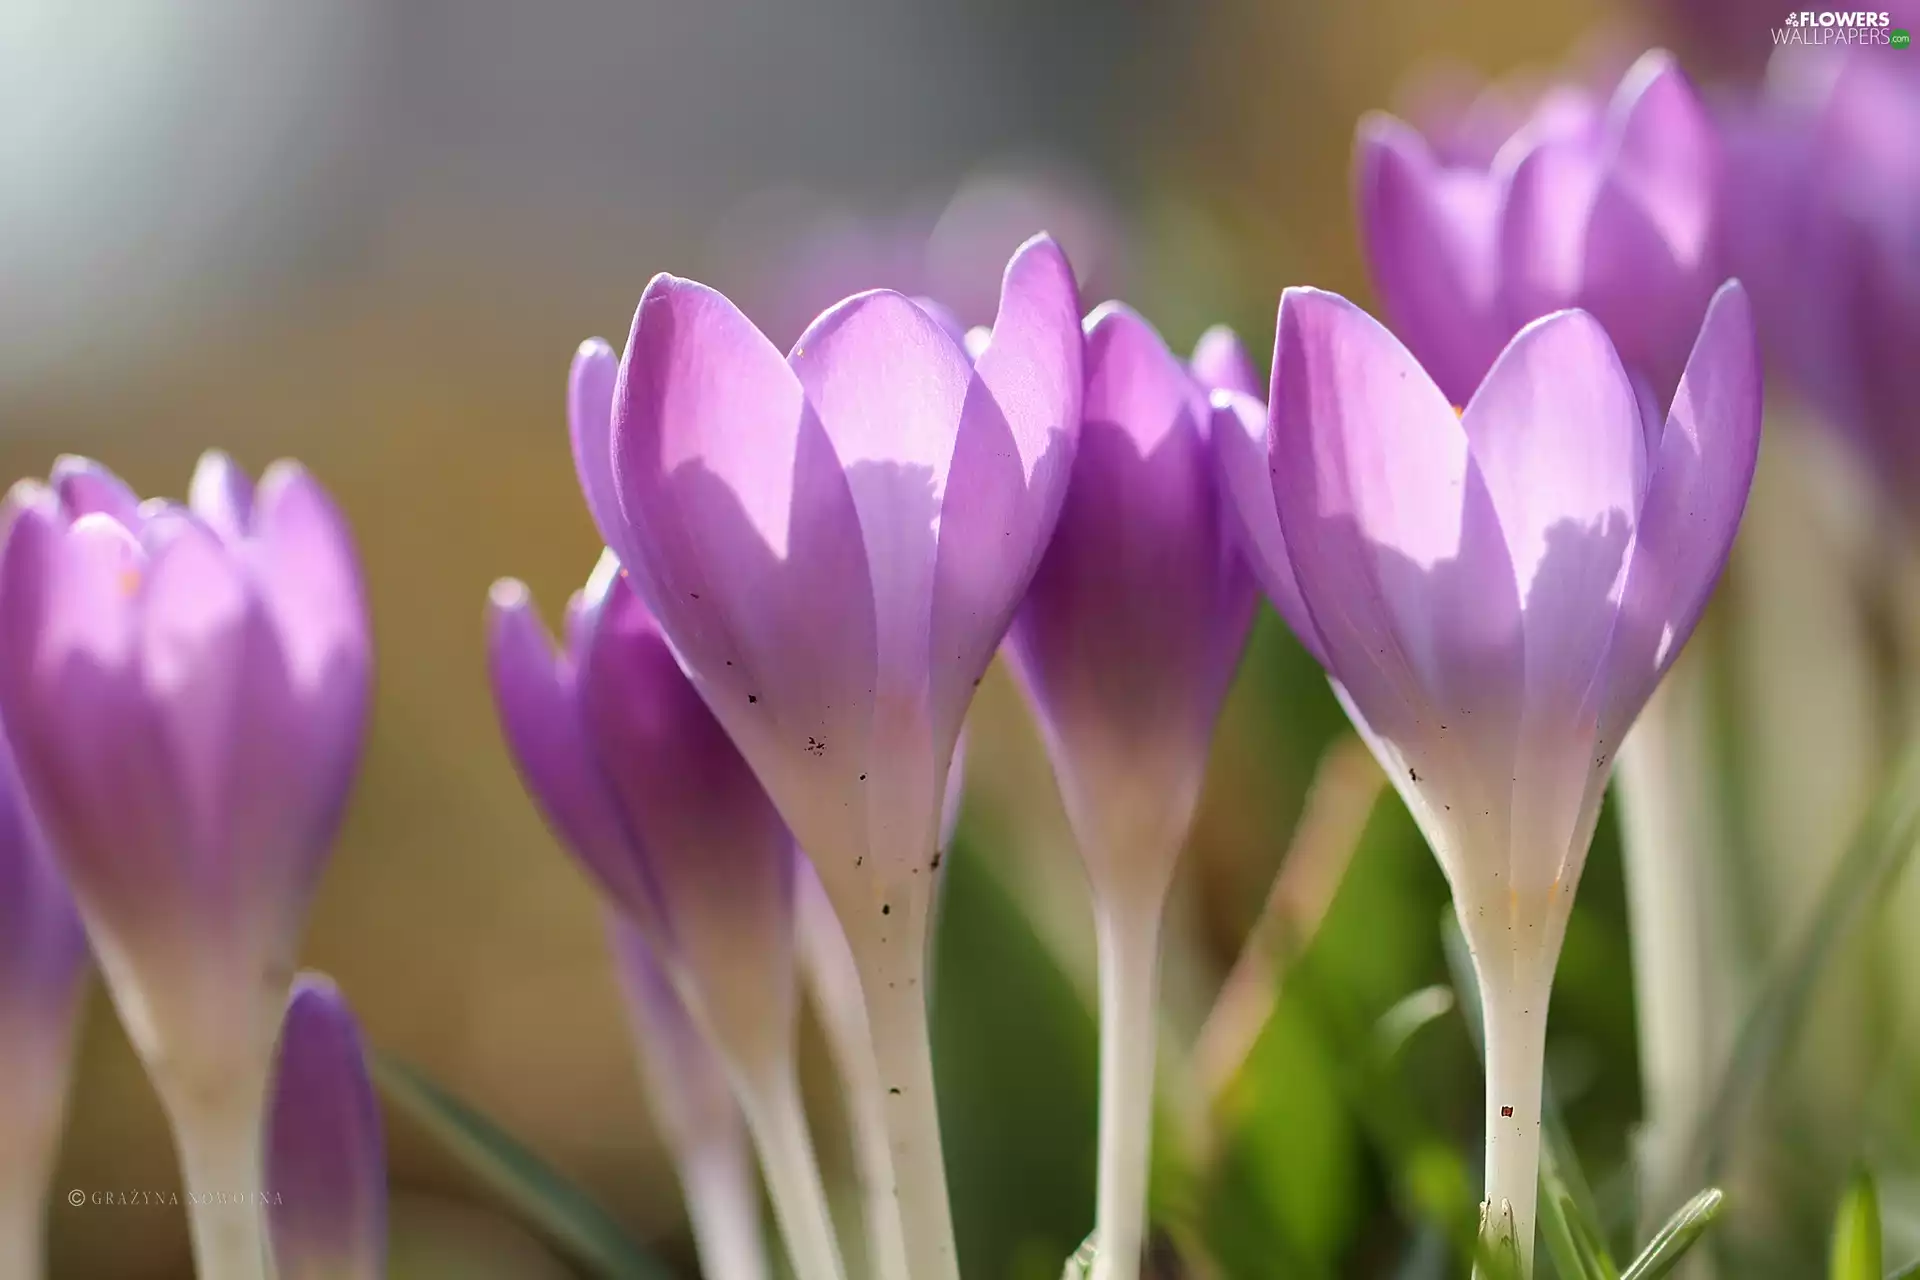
[
  {"left": 0, "top": 452, "right": 371, "bottom": 1280},
  {"left": 267, "top": 975, "right": 385, "bottom": 1280},
  {"left": 572, "top": 234, "right": 1083, "bottom": 1280},
  {"left": 0, "top": 731, "right": 87, "bottom": 1279},
  {"left": 1004, "top": 306, "right": 1256, "bottom": 1280},
  {"left": 1219, "top": 283, "right": 1761, "bottom": 1272},
  {"left": 1357, "top": 50, "right": 1721, "bottom": 405},
  {"left": 487, "top": 554, "right": 842, "bottom": 1280}
]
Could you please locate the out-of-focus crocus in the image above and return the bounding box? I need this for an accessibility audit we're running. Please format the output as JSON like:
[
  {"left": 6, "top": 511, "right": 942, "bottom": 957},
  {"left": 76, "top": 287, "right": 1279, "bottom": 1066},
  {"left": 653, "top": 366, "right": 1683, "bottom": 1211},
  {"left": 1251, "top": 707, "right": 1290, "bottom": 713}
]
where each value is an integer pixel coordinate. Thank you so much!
[
  {"left": 1218, "top": 284, "right": 1761, "bottom": 1271},
  {"left": 0, "top": 452, "right": 370, "bottom": 1280},
  {"left": 1357, "top": 49, "right": 1722, "bottom": 406},
  {"left": 607, "top": 917, "right": 770, "bottom": 1280},
  {"left": 1004, "top": 308, "right": 1257, "bottom": 1280},
  {"left": 1723, "top": 51, "right": 1920, "bottom": 522},
  {"left": 0, "top": 732, "right": 88, "bottom": 1280},
  {"left": 572, "top": 233, "right": 1083, "bottom": 1280},
  {"left": 488, "top": 553, "right": 845, "bottom": 1280},
  {"left": 267, "top": 975, "right": 384, "bottom": 1280}
]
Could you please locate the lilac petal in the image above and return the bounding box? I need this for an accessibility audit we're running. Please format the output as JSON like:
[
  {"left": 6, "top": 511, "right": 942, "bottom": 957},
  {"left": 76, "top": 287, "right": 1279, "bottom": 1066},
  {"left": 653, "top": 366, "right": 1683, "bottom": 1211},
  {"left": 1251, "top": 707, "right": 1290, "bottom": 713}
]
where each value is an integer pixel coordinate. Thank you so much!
[
  {"left": 48, "top": 456, "right": 140, "bottom": 529},
  {"left": 790, "top": 289, "right": 973, "bottom": 703},
  {"left": 569, "top": 339, "right": 626, "bottom": 570},
  {"left": 1605, "top": 52, "right": 1718, "bottom": 268},
  {"left": 1209, "top": 391, "right": 1326, "bottom": 666},
  {"left": 485, "top": 580, "right": 659, "bottom": 934},
  {"left": 1190, "top": 325, "right": 1262, "bottom": 398},
  {"left": 1460, "top": 310, "right": 1643, "bottom": 877},
  {"left": 1268, "top": 288, "right": 1522, "bottom": 799},
  {"left": 249, "top": 464, "right": 370, "bottom": 697},
  {"left": 580, "top": 579, "right": 796, "bottom": 1061},
  {"left": 1498, "top": 139, "right": 1605, "bottom": 329},
  {"left": 1008, "top": 303, "right": 1254, "bottom": 875},
  {"left": 0, "top": 730, "right": 88, "bottom": 1030},
  {"left": 187, "top": 451, "right": 258, "bottom": 543},
  {"left": 1601, "top": 281, "right": 1761, "bottom": 746},
  {"left": 609, "top": 274, "right": 877, "bottom": 825},
  {"left": 910, "top": 297, "right": 970, "bottom": 349},
  {"left": 1354, "top": 114, "right": 1510, "bottom": 405},
  {"left": 268, "top": 975, "right": 385, "bottom": 1280},
  {"left": 929, "top": 234, "right": 1083, "bottom": 755}
]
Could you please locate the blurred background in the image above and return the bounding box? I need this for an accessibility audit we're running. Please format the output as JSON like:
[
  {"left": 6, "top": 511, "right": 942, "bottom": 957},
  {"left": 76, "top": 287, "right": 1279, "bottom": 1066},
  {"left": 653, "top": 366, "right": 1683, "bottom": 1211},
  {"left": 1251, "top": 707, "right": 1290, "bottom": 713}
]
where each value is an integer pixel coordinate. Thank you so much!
[{"left": 4, "top": 0, "right": 1910, "bottom": 1276}]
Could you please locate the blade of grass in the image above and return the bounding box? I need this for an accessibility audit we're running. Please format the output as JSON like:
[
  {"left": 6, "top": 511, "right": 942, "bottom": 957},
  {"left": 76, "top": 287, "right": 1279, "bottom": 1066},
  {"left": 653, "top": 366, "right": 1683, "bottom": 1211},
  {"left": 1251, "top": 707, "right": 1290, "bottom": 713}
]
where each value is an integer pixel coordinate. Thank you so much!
[
  {"left": 1684, "top": 746, "right": 1920, "bottom": 1184},
  {"left": 1619, "top": 1187, "right": 1723, "bottom": 1280},
  {"left": 371, "top": 1051, "right": 676, "bottom": 1279},
  {"left": 1831, "top": 1170, "right": 1884, "bottom": 1280}
]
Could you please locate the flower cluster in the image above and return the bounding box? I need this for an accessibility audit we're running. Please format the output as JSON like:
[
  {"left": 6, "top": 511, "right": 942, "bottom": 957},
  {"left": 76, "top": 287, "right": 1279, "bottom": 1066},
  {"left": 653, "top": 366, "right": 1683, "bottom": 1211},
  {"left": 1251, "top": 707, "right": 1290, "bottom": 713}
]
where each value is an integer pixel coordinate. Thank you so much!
[{"left": 0, "top": 39, "right": 1780, "bottom": 1280}]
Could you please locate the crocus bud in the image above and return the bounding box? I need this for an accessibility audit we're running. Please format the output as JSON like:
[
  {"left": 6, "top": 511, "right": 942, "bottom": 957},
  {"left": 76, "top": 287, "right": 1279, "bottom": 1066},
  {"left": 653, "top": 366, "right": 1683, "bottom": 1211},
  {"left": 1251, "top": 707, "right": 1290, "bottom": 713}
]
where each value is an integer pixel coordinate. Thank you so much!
[
  {"left": 0, "top": 731, "right": 88, "bottom": 1279},
  {"left": 607, "top": 918, "right": 769, "bottom": 1280},
  {"left": 267, "top": 975, "right": 385, "bottom": 1280},
  {"left": 1722, "top": 51, "right": 1920, "bottom": 522},
  {"left": 1219, "top": 283, "right": 1761, "bottom": 1271},
  {"left": 572, "top": 233, "right": 1083, "bottom": 1280},
  {"left": 1004, "top": 305, "right": 1255, "bottom": 1280},
  {"left": 487, "top": 555, "right": 843, "bottom": 1280},
  {"left": 1357, "top": 49, "right": 1721, "bottom": 405},
  {"left": 0, "top": 452, "right": 371, "bottom": 1280}
]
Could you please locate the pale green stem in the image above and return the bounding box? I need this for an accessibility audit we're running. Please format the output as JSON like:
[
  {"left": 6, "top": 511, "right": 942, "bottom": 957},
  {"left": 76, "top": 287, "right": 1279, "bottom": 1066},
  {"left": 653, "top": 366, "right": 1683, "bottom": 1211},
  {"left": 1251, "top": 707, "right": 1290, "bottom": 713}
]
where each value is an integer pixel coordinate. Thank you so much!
[
  {"left": 164, "top": 1069, "right": 272, "bottom": 1280},
  {"left": 1480, "top": 978, "right": 1548, "bottom": 1279},
  {"left": 736, "top": 1069, "right": 846, "bottom": 1280},
  {"left": 0, "top": 1187, "right": 48, "bottom": 1280},
  {"left": 851, "top": 922, "right": 957, "bottom": 1280},
  {"left": 678, "top": 1138, "right": 772, "bottom": 1280},
  {"left": 1089, "top": 897, "right": 1164, "bottom": 1280}
]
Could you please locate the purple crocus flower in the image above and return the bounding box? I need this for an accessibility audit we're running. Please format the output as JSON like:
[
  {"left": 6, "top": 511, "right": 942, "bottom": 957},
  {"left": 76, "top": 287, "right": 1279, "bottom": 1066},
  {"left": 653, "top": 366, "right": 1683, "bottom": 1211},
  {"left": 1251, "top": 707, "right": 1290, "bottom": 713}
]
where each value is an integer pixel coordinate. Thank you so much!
[
  {"left": 1357, "top": 49, "right": 1722, "bottom": 407},
  {"left": 1004, "top": 307, "right": 1257, "bottom": 1280},
  {"left": 571, "top": 234, "right": 1082, "bottom": 1280},
  {"left": 0, "top": 451, "right": 369, "bottom": 1280},
  {"left": 267, "top": 975, "right": 385, "bottom": 1280},
  {"left": 0, "top": 731, "right": 88, "bottom": 1278},
  {"left": 1722, "top": 51, "right": 1920, "bottom": 520},
  {"left": 1218, "top": 283, "right": 1761, "bottom": 1269},
  {"left": 607, "top": 917, "right": 769, "bottom": 1280},
  {"left": 488, "top": 551, "right": 845, "bottom": 1280}
]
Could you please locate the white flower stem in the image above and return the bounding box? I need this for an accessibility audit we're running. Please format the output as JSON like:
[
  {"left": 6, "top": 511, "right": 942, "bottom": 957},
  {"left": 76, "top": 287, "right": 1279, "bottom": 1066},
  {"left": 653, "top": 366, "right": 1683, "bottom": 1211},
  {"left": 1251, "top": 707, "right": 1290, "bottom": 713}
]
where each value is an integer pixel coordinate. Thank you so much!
[
  {"left": 1480, "top": 979, "right": 1548, "bottom": 1279},
  {"left": 0, "top": 1184, "right": 48, "bottom": 1280},
  {"left": 799, "top": 882, "right": 912, "bottom": 1280},
  {"left": 735, "top": 1069, "right": 846, "bottom": 1280},
  {"left": 852, "top": 918, "right": 958, "bottom": 1280},
  {"left": 1089, "top": 895, "right": 1164, "bottom": 1280},
  {"left": 1615, "top": 657, "right": 1733, "bottom": 1223},
  {"left": 163, "top": 1068, "right": 272, "bottom": 1280},
  {"left": 678, "top": 1137, "right": 773, "bottom": 1280}
]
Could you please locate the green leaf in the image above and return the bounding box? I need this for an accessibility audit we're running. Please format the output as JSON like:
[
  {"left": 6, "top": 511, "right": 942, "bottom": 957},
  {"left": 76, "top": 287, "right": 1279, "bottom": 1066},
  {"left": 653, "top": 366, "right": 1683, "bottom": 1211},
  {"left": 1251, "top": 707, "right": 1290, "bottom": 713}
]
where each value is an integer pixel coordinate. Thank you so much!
[
  {"left": 1885, "top": 1259, "right": 1920, "bottom": 1279},
  {"left": 1831, "top": 1170, "right": 1884, "bottom": 1280},
  {"left": 1473, "top": 1199, "right": 1525, "bottom": 1280},
  {"left": 1540, "top": 1186, "right": 1600, "bottom": 1280},
  {"left": 370, "top": 1051, "right": 676, "bottom": 1280},
  {"left": 1373, "top": 985, "right": 1456, "bottom": 1064},
  {"left": 1620, "top": 1187, "right": 1724, "bottom": 1280},
  {"left": 1686, "top": 747, "right": 1920, "bottom": 1183},
  {"left": 1441, "top": 914, "right": 1615, "bottom": 1270}
]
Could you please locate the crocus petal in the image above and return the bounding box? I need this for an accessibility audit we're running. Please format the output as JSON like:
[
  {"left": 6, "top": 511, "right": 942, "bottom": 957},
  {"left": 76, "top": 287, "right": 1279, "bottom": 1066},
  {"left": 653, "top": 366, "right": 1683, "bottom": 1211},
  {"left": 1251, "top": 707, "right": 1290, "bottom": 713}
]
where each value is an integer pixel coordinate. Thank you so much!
[
  {"left": 570, "top": 338, "right": 623, "bottom": 536},
  {"left": 485, "top": 580, "right": 658, "bottom": 933},
  {"left": 1354, "top": 114, "right": 1511, "bottom": 405},
  {"left": 1605, "top": 52, "right": 1718, "bottom": 273},
  {"left": 1601, "top": 281, "right": 1761, "bottom": 745},
  {"left": 47, "top": 456, "right": 140, "bottom": 528},
  {"left": 1190, "top": 325, "right": 1262, "bottom": 398},
  {"left": 1007, "top": 303, "right": 1253, "bottom": 879},
  {"left": 1460, "top": 309, "right": 1643, "bottom": 890},
  {"left": 910, "top": 297, "right": 970, "bottom": 349},
  {"left": 1209, "top": 391, "right": 1326, "bottom": 666},
  {"left": 580, "top": 579, "right": 797, "bottom": 1066},
  {"left": 268, "top": 975, "right": 385, "bottom": 1280},
  {"left": 928, "top": 233, "right": 1083, "bottom": 756},
  {"left": 608, "top": 273, "right": 877, "bottom": 824},
  {"left": 1268, "top": 288, "right": 1523, "bottom": 818},
  {"left": 188, "top": 451, "right": 258, "bottom": 544},
  {"left": 1498, "top": 141, "right": 1605, "bottom": 328}
]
